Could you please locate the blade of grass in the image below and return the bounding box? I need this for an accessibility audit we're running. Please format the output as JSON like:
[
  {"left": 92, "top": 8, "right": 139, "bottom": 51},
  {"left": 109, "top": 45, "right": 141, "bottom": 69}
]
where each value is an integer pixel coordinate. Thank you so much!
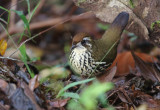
[
  {"left": 7, "top": 10, "right": 11, "bottom": 31},
  {"left": 26, "top": 0, "right": 31, "bottom": 19},
  {"left": 11, "top": 10, "right": 31, "bottom": 36},
  {"left": 18, "top": 32, "right": 25, "bottom": 43},
  {"left": 19, "top": 44, "right": 34, "bottom": 77},
  {"left": 0, "top": 23, "right": 17, "bottom": 48},
  {"left": 20, "top": 0, "right": 41, "bottom": 43},
  {"left": 28, "top": 0, "right": 41, "bottom": 22},
  {"left": 0, "top": 18, "right": 8, "bottom": 24},
  {"left": 9, "top": 33, "right": 30, "bottom": 38},
  {"left": 56, "top": 78, "right": 95, "bottom": 98},
  {"left": 0, "top": 6, "right": 9, "bottom": 12}
]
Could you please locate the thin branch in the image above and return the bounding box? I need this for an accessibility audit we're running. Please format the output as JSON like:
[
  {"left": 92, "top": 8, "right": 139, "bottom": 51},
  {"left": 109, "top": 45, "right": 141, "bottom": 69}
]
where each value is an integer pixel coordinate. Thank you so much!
[
  {"left": 9, "top": 11, "right": 93, "bottom": 57},
  {"left": 0, "top": 12, "right": 94, "bottom": 39},
  {"left": 0, "top": 56, "right": 21, "bottom": 62},
  {"left": 33, "top": 0, "right": 45, "bottom": 16},
  {"left": 9, "top": 0, "right": 17, "bottom": 28}
]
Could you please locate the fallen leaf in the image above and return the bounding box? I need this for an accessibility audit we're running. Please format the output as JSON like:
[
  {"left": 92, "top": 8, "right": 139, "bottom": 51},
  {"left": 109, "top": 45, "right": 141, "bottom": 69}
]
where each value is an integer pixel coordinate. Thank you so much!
[
  {"left": 10, "top": 88, "right": 38, "bottom": 110},
  {"left": 110, "top": 51, "right": 158, "bottom": 76},
  {"left": 0, "top": 39, "right": 7, "bottom": 56},
  {"left": 49, "top": 98, "right": 70, "bottom": 108},
  {"left": 97, "top": 66, "right": 117, "bottom": 82},
  {"left": 117, "top": 91, "right": 129, "bottom": 103},
  {"left": 0, "top": 103, "right": 9, "bottom": 110},
  {"left": 0, "top": 76, "right": 17, "bottom": 97},
  {"left": 131, "top": 90, "right": 160, "bottom": 108},
  {"left": 131, "top": 51, "right": 160, "bottom": 82},
  {"left": 29, "top": 75, "right": 39, "bottom": 91},
  {"left": 0, "top": 79, "right": 8, "bottom": 93},
  {"left": 20, "top": 81, "right": 43, "bottom": 110}
]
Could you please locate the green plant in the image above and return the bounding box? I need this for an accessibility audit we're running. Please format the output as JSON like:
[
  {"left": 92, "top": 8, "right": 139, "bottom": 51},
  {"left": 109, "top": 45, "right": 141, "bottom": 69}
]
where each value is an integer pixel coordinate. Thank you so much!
[
  {"left": 129, "top": 0, "right": 135, "bottom": 8},
  {"left": 19, "top": 44, "right": 34, "bottom": 77},
  {"left": 0, "top": 0, "right": 41, "bottom": 77},
  {"left": 56, "top": 78, "right": 95, "bottom": 98},
  {"left": 151, "top": 20, "right": 160, "bottom": 30},
  {"left": 77, "top": 0, "right": 86, "bottom": 6},
  {"left": 67, "top": 81, "right": 114, "bottom": 110}
]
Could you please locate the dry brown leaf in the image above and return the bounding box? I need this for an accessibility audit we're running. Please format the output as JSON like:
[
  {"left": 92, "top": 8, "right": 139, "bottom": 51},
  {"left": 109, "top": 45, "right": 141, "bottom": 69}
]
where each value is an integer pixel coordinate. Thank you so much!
[
  {"left": 97, "top": 66, "right": 117, "bottom": 82},
  {"left": 0, "top": 103, "right": 9, "bottom": 110},
  {"left": 49, "top": 98, "right": 70, "bottom": 108},
  {"left": 0, "top": 79, "right": 8, "bottom": 93},
  {"left": 110, "top": 51, "right": 158, "bottom": 76},
  {"left": 131, "top": 51, "right": 160, "bottom": 82},
  {"left": 20, "top": 81, "right": 43, "bottom": 110},
  {"left": 29, "top": 75, "right": 39, "bottom": 91},
  {"left": 0, "top": 39, "right": 7, "bottom": 56},
  {"left": 131, "top": 90, "right": 160, "bottom": 108}
]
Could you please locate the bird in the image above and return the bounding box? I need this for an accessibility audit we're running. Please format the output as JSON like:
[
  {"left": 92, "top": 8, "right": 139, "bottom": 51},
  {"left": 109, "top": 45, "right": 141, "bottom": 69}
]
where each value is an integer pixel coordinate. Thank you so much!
[{"left": 69, "top": 12, "right": 129, "bottom": 77}]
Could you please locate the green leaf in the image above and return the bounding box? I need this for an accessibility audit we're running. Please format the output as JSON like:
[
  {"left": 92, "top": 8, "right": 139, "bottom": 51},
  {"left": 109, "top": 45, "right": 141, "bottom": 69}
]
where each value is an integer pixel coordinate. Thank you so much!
[
  {"left": 12, "top": 10, "right": 31, "bottom": 36},
  {"left": 56, "top": 78, "right": 95, "bottom": 98},
  {"left": 80, "top": 82, "right": 113, "bottom": 110},
  {"left": 19, "top": 44, "right": 27, "bottom": 61},
  {"left": 98, "top": 94, "right": 115, "bottom": 110},
  {"left": 26, "top": 0, "right": 31, "bottom": 18},
  {"left": 67, "top": 99, "right": 84, "bottom": 110},
  {"left": 98, "top": 93, "right": 108, "bottom": 107},
  {"left": 19, "top": 44, "right": 34, "bottom": 77},
  {"left": 62, "top": 92, "right": 80, "bottom": 99},
  {"left": 7, "top": 11, "right": 11, "bottom": 30},
  {"left": 29, "top": 1, "right": 41, "bottom": 22},
  {"left": 0, "top": 6, "right": 9, "bottom": 12}
]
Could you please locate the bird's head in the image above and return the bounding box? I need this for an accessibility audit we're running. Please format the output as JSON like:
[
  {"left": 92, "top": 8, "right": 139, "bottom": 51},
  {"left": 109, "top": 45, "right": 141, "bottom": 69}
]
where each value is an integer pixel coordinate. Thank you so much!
[{"left": 71, "top": 33, "right": 92, "bottom": 51}]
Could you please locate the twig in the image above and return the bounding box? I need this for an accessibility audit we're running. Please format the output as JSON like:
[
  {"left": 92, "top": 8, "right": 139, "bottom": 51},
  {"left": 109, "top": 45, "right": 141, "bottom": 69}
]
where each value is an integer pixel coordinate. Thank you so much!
[
  {"left": 33, "top": 0, "right": 45, "bottom": 16},
  {"left": 9, "top": 0, "right": 17, "bottom": 28},
  {"left": 9, "top": 11, "right": 93, "bottom": 57},
  {"left": 0, "top": 56, "right": 21, "bottom": 62},
  {"left": 0, "top": 63, "right": 18, "bottom": 81},
  {"left": 0, "top": 67, "right": 7, "bottom": 72},
  {"left": 0, "top": 12, "right": 94, "bottom": 39},
  {"left": 120, "top": 88, "right": 137, "bottom": 110}
]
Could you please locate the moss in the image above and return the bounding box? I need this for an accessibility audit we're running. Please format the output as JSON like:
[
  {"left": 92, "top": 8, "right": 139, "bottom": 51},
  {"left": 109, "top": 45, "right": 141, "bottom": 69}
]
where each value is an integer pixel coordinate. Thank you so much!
[
  {"left": 77, "top": 0, "right": 86, "bottom": 6},
  {"left": 151, "top": 20, "right": 160, "bottom": 30},
  {"left": 129, "top": 0, "right": 135, "bottom": 8}
]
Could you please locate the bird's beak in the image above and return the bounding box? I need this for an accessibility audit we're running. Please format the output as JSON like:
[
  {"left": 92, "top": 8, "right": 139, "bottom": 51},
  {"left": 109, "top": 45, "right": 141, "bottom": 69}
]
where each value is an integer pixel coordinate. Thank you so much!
[{"left": 71, "top": 44, "right": 76, "bottom": 50}]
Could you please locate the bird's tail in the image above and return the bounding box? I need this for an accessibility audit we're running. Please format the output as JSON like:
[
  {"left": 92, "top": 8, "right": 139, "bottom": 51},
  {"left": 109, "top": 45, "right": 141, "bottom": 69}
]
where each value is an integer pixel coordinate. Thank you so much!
[
  {"left": 111, "top": 12, "right": 129, "bottom": 32},
  {"left": 101, "top": 12, "right": 129, "bottom": 43}
]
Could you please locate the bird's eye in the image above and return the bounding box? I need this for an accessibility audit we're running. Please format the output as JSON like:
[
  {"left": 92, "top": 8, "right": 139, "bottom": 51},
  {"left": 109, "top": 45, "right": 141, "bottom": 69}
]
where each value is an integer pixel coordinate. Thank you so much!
[{"left": 81, "top": 40, "right": 86, "bottom": 45}]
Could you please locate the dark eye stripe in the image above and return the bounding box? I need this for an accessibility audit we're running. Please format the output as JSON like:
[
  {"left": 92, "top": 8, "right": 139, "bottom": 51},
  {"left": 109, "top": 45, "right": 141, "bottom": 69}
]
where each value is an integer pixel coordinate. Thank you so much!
[{"left": 81, "top": 40, "right": 86, "bottom": 45}]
